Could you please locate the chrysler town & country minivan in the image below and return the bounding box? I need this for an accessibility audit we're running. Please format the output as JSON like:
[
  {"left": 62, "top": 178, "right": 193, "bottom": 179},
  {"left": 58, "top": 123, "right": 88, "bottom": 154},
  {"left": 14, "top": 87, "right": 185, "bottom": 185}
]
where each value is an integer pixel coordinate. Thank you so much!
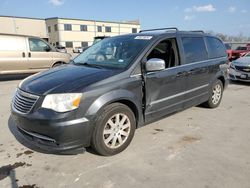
[{"left": 11, "top": 28, "right": 228, "bottom": 156}]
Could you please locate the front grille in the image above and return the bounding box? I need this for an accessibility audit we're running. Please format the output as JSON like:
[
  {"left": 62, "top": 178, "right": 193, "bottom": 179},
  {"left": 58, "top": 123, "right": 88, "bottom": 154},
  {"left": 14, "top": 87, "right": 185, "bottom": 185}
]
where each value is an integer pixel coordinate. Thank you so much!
[
  {"left": 12, "top": 89, "right": 39, "bottom": 114},
  {"left": 235, "top": 66, "right": 250, "bottom": 72}
]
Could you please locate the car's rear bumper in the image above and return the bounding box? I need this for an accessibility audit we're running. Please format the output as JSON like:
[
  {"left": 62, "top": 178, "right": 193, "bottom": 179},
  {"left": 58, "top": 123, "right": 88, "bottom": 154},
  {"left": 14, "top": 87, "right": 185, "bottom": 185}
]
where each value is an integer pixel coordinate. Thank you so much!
[{"left": 11, "top": 108, "right": 94, "bottom": 154}]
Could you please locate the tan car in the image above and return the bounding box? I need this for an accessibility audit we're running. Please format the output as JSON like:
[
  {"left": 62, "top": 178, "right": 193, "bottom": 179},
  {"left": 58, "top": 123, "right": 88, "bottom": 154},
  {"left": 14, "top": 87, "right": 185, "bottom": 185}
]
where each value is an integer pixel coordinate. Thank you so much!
[{"left": 0, "top": 34, "right": 71, "bottom": 75}]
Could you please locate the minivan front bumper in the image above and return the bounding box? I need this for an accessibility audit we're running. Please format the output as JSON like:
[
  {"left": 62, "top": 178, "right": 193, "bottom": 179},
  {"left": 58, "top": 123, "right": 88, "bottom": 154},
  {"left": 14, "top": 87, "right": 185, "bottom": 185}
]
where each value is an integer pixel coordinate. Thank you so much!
[{"left": 11, "top": 108, "right": 93, "bottom": 153}]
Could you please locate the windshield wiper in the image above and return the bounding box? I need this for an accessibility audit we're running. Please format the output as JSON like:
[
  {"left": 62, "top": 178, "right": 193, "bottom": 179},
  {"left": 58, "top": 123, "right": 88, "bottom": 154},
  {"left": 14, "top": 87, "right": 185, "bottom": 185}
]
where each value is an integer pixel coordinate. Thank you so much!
[{"left": 75, "top": 62, "right": 103, "bottom": 69}]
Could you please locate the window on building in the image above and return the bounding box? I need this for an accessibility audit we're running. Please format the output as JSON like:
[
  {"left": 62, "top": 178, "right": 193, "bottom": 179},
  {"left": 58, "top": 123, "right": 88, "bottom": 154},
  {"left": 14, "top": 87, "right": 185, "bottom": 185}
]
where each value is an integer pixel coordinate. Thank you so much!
[
  {"left": 54, "top": 24, "right": 58, "bottom": 31},
  {"left": 132, "top": 28, "right": 137, "bottom": 33},
  {"left": 97, "top": 26, "right": 102, "bottom": 32},
  {"left": 64, "top": 24, "right": 72, "bottom": 31},
  {"left": 205, "top": 37, "right": 226, "bottom": 59},
  {"left": 80, "top": 25, "right": 88, "bottom": 31},
  {"left": 81, "top": 42, "right": 88, "bottom": 47},
  {"left": 28, "top": 38, "right": 49, "bottom": 52},
  {"left": 182, "top": 37, "right": 208, "bottom": 64},
  {"left": 48, "top": 26, "right": 51, "bottom": 33},
  {"left": 105, "top": 26, "right": 112, "bottom": 33},
  {"left": 65, "top": 42, "right": 73, "bottom": 48}
]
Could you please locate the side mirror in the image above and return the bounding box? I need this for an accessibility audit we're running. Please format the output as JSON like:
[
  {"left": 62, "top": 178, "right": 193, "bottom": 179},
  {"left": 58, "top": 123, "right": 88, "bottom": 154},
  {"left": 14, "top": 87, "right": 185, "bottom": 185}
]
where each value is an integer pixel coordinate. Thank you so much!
[
  {"left": 146, "top": 58, "right": 165, "bottom": 72},
  {"left": 44, "top": 45, "right": 51, "bottom": 52}
]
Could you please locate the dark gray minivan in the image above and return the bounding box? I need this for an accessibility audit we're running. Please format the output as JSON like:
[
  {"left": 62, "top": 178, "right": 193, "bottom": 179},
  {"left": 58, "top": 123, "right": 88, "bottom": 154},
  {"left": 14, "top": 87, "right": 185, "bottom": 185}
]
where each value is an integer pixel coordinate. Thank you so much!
[{"left": 11, "top": 28, "right": 229, "bottom": 156}]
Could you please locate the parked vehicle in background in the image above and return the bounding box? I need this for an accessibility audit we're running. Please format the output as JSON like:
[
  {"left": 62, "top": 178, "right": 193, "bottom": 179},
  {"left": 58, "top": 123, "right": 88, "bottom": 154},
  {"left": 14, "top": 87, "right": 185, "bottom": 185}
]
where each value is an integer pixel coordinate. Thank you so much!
[
  {"left": 55, "top": 45, "right": 67, "bottom": 53},
  {"left": 11, "top": 28, "right": 228, "bottom": 156},
  {"left": 226, "top": 44, "right": 250, "bottom": 61},
  {"left": 229, "top": 52, "right": 250, "bottom": 82},
  {"left": 243, "top": 51, "right": 250, "bottom": 57},
  {"left": 0, "top": 34, "right": 71, "bottom": 75},
  {"left": 73, "top": 36, "right": 109, "bottom": 54},
  {"left": 73, "top": 47, "right": 85, "bottom": 53}
]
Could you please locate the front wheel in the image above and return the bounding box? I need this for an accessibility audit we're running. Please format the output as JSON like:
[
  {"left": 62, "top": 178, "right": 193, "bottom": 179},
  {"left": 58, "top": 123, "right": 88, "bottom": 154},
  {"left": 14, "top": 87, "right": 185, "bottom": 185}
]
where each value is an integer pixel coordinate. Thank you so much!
[
  {"left": 91, "top": 103, "right": 136, "bottom": 156},
  {"left": 203, "top": 79, "right": 223, "bottom": 108}
]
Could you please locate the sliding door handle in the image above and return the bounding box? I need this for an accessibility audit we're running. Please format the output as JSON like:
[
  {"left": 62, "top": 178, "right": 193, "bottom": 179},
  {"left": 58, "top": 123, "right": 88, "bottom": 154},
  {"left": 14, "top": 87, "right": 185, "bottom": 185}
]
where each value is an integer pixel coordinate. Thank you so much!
[
  {"left": 28, "top": 52, "right": 31, "bottom": 57},
  {"left": 22, "top": 52, "right": 25, "bottom": 57}
]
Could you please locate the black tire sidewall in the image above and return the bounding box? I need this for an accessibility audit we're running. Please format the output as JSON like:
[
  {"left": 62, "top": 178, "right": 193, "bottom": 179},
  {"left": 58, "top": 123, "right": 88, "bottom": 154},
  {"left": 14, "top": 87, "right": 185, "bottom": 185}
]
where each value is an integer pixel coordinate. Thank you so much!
[{"left": 92, "top": 103, "right": 136, "bottom": 156}]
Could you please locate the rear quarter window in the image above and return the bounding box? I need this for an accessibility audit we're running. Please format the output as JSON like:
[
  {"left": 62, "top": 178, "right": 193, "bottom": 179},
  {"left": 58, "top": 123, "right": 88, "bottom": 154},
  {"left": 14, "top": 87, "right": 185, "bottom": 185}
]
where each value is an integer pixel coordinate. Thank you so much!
[
  {"left": 205, "top": 37, "right": 227, "bottom": 58},
  {"left": 181, "top": 37, "right": 208, "bottom": 64}
]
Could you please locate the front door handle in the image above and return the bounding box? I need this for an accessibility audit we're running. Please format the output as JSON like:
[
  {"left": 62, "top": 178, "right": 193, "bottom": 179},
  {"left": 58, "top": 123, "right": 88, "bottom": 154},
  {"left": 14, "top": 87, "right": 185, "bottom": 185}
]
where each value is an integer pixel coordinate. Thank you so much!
[
  {"left": 22, "top": 52, "right": 25, "bottom": 57},
  {"left": 28, "top": 52, "right": 31, "bottom": 57}
]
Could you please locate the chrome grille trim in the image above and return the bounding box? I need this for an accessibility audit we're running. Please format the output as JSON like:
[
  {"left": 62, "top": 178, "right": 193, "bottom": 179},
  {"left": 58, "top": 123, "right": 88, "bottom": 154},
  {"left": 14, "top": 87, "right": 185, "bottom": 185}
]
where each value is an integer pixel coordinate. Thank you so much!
[{"left": 12, "top": 89, "right": 39, "bottom": 114}]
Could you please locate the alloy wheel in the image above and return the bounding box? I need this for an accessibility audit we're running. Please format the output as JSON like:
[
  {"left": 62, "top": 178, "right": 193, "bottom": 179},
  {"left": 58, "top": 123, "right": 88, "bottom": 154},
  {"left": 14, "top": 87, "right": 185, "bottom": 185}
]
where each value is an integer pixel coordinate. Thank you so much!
[
  {"left": 211, "top": 84, "right": 222, "bottom": 105},
  {"left": 103, "top": 113, "right": 131, "bottom": 149}
]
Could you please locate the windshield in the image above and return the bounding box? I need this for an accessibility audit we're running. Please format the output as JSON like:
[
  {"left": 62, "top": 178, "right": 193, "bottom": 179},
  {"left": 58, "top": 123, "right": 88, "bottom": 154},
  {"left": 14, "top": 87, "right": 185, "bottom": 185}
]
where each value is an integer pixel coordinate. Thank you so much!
[{"left": 73, "top": 35, "right": 152, "bottom": 69}]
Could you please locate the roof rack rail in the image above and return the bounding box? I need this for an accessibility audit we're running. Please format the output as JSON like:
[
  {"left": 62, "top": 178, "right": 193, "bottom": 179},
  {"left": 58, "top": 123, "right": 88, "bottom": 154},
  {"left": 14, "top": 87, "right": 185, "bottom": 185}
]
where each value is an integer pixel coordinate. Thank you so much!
[
  {"left": 189, "top": 30, "right": 204, "bottom": 33},
  {"left": 139, "top": 27, "right": 179, "bottom": 33}
]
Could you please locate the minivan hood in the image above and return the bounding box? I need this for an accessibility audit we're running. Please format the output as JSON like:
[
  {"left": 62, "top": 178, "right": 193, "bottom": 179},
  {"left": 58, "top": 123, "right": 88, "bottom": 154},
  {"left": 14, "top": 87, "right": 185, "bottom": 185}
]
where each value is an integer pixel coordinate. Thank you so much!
[{"left": 19, "top": 64, "right": 121, "bottom": 95}]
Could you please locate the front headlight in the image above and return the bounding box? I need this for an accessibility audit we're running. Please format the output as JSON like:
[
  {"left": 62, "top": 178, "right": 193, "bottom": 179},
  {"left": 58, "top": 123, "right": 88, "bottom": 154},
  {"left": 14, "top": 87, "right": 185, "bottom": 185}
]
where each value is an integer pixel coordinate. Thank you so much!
[{"left": 42, "top": 93, "right": 82, "bottom": 112}]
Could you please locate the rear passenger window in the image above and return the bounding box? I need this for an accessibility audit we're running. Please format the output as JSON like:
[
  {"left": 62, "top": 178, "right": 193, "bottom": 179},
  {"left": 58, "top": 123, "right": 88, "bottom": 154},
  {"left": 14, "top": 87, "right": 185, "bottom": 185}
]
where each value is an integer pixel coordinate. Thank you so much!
[
  {"left": 206, "top": 37, "right": 227, "bottom": 58},
  {"left": 182, "top": 37, "right": 208, "bottom": 64}
]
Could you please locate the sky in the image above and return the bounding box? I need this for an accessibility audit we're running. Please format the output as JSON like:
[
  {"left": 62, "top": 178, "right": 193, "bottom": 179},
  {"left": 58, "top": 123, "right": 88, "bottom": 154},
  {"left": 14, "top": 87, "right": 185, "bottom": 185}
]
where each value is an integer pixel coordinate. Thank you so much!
[{"left": 0, "top": 0, "right": 249, "bottom": 36}]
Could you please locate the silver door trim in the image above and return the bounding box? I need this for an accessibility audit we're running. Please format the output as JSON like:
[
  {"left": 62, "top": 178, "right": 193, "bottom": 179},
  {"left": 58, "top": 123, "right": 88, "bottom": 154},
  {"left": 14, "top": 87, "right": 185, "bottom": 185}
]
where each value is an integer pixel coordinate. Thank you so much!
[{"left": 150, "top": 84, "right": 209, "bottom": 105}]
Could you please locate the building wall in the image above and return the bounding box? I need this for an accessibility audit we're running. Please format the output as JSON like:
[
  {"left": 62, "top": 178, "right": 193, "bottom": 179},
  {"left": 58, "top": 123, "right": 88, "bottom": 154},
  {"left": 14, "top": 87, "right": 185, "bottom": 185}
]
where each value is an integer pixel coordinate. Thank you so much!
[
  {"left": 46, "top": 18, "right": 141, "bottom": 51},
  {"left": 0, "top": 16, "right": 141, "bottom": 52},
  {"left": 46, "top": 19, "right": 60, "bottom": 45},
  {"left": 0, "top": 16, "right": 48, "bottom": 39}
]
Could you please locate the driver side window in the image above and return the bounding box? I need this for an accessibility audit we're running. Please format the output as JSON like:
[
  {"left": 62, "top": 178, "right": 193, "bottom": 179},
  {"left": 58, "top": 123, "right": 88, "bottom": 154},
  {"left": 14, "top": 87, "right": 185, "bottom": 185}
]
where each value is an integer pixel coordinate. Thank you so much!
[
  {"left": 29, "top": 38, "right": 48, "bottom": 52},
  {"left": 147, "top": 38, "right": 179, "bottom": 69}
]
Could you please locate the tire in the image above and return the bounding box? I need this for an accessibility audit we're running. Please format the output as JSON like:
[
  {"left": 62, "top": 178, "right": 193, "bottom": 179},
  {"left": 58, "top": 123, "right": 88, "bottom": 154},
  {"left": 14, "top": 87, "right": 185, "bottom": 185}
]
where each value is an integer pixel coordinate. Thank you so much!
[
  {"left": 91, "top": 103, "right": 136, "bottom": 156},
  {"left": 203, "top": 79, "right": 223, "bottom": 108}
]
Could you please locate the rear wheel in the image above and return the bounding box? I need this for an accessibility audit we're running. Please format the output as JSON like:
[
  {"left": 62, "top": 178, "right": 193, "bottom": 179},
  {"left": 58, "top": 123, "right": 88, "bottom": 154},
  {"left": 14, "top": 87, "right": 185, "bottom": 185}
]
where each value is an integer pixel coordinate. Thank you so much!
[
  {"left": 203, "top": 79, "right": 223, "bottom": 108},
  {"left": 91, "top": 103, "right": 136, "bottom": 156}
]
